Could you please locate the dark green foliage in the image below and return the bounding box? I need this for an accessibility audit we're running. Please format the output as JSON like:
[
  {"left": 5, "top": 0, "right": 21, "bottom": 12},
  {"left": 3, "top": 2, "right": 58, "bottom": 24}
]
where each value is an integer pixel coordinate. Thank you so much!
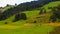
[
  {"left": 50, "top": 15, "right": 57, "bottom": 22},
  {"left": 39, "top": 8, "right": 46, "bottom": 14},
  {"left": 48, "top": 7, "right": 53, "bottom": 9},
  {"left": 33, "top": 21, "right": 37, "bottom": 23},
  {"left": 14, "top": 13, "right": 21, "bottom": 21},
  {"left": 6, "top": 4, "right": 10, "bottom": 7},
  {"left": 49, "top": 26, "right": 60, "bottom": 34},
  {"left": 52, "top": 5, "right": 60, "bottom": 19},
  {"left": 0, "top": 7, "right": 20, "bottom": 21},
  {"left": 49, "top": 5, "right": 60, "bottom": 22},
  {"left": 19, "top": 13, "right": 27, "bottom": 20},
  {"left": 4, "top": 22, "right": 8, "bottom": 24},
  {"left": 17, "top": 0, "right": 56, "bottom": 11},
  {"left": 52, "top": 6, "right": 60, "bottom": 19},
  {"left": 39, "top": 8, "right": 43, "bottom": 14},
  {"left": 15, "top": 3, "right": 17, "bottom": 6},
  {"left": 13, "top": 13, "right": 27, "bottom": 22},
  {"left": 44, "top": 9, "right": 46, "bottom": 13}
]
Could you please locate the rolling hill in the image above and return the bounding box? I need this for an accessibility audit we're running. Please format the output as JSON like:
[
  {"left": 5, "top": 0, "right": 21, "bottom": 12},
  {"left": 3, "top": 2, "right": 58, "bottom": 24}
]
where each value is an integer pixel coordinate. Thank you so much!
[
  {"left": 0, "top": 0, "right": 58, "bottom": 21},
  {"left": 0, "top": 1, "right": 60, "bottom": 34},
  {"left": 0, "top": 1, "right": 60, "bottom": 25}
]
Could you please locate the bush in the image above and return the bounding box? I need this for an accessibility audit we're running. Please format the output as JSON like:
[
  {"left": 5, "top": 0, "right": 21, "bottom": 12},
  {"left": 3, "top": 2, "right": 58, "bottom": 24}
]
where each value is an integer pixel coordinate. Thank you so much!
[
  {"left": 20, "top": 13, "right": 27, "bottom": 20},
  {"left": 52, "top": 5, "right": 60, "bottom": 19},
  {"left": 50, "top": 5, "right": 60, "bottom": 22},
  {"left": 4, "top": 22, "right": 8, "bottom": 24},
  {"left": 44, "top": 9, "right": 46, "bottom": 13},
  {"left": 48, "top": 7, "right": 53, "bottom": 9},
  {"left": 39, "top": 8, "right": 44, "bottom": 14},
  {"left": 50, "top": 15, "right": 57, "bottom": 22},
  {"left": 39, "top": 8, "right": 46, "bottom": 14},
  {"left": 13, "top": 13, "right": 27, "bottom": 22},
  {"left": 33, "top": 21, "right": 37, "bottom": 23}
]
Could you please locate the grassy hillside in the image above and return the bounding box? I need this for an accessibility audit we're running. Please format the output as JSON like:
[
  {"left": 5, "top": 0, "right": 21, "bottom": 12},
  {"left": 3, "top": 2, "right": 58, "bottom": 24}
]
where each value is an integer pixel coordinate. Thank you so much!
[
  {"left": 0, "top": 25, "right": 54, "bottom": 34},
  {"left": 43, "top": 1, "right": 60, "bottom": 12},
  {"left": 0, "top": 1, "right": 60, "bottom": 34},
  {"left": 0, "top": 1, "right": 60, "bottom": 25}
]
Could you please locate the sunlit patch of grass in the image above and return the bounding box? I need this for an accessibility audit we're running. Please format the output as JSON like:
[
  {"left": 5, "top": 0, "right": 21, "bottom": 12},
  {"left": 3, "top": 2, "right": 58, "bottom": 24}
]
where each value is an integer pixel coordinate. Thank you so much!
[
  {"left": 42, "top": 1, "right": 60, "bottom": 12},
  {"left": 0, "top": 26, "right": 54, "bottom": 34},
  {"left": 0, "top": 1, "right": 60, "bottom": 25}
]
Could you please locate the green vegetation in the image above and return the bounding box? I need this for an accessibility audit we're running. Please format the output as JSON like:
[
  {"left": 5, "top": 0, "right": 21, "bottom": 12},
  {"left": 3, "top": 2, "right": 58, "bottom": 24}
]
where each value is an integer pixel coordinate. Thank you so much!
[
  {"left": 0, "top": 26, "right": 54, "bottom": 34},
  {"left": 49, "top": 26, "right": 60, "bottom": 34},
  {"left": 0, "top": 0, "right": 60, "bottom": 34},
  {"left": 1, "top": 5, "right": 15, "bottom": 11},
  {"left": 43, "top": 1, "right": 60, "bottom": 12},
  {"left": 0, "top": 1, "right": 60, "bottom": 24}
]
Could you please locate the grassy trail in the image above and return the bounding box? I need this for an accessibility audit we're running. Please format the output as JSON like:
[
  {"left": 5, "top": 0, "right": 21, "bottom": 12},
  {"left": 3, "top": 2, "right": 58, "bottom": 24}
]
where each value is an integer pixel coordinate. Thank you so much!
[
  {"left": 41, "top": 23, "right": 60, "bottom": 26},
  {"left": 0, "top": 23, "right": 60, "bottom": 29},
  {"left": 0, "top": 24, "right": 34, "bottom": 29}
]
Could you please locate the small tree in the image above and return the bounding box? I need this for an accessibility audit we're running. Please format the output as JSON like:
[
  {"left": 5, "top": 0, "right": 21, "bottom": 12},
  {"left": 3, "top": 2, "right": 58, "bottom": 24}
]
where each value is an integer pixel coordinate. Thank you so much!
[
  {"left": 48, "top": 7, "right": 52, "bottom": 9},
  {"left": 14, "top": 13, "right": 20, "bottom": 21},
  {"left": 20, "top": 13, "right": 27, "bottom": 20},
  {"left": 39, "top": 8, "right": 46, "bottom": 14},
  {"left": 33, "top": 21, "right": 37, "bottom": 23},
  {"left": 50, "top": 15, "right": 57, "bottom": 23},
  {"left": 44, "top": 9, "right": 46, "bottom": 13},
  {"left": 6, "top": 4, "right": 10, "bottom": 7},
  {"left": 13, "top": 13, "right": 27, "bottom": 22},
  {"left": 15, "top": 3, "right": 17, "bottom": 6},
  {"left": 39, "top": 8, "right": 44, "bottom": 14},
  {"left": 4, "top": 22, "right": 8, "bottom": 24},
  {"left": 49, "top": 5, "right": 60, "bottom": 22}
]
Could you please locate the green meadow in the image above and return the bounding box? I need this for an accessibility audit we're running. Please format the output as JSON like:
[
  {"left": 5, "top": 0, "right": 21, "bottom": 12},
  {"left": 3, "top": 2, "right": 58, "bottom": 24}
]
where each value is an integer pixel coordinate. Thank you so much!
[{"left": 0, "top": 1, "right": 60, "bottom": 34}]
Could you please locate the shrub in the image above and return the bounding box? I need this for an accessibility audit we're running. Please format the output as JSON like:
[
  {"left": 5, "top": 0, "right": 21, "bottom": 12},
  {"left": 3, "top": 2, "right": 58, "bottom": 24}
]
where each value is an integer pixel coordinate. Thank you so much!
[
  {"left": 39, "top": 8, "right": 46, "bottom": 14},
  {"left": 48, "top": 7, "right": 53, "bottom": 9},
  {"left": 33, "top": 21, "right": 37, "bottom": 23},
  {"left": 13, "top": 13, "right": 27, "bottom": 22},
  {"left": 44, "top": 9, "right": 46, "bottom": 13},
  {"left": 52, "top": 5, "right": 60, "bottom": 19},
  {"left": 20, "top": 13, "right": 27, "bottom": 20},
  {"left": 50, "top": 5, "right": 60, "bottom": 22},
  {"left": 39, "top": 8, "right": 43, "bottom": 14},
  {"left": 50, "top": 15, "right": 57, "bottom": 22},
  {"left": 4, "top": 22, "right": 8, "bottom": 24}
]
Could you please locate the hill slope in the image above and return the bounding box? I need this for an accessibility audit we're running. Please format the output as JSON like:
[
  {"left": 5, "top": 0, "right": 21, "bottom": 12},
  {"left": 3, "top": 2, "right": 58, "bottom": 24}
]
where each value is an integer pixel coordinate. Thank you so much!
[
  {"left": 0, "top": 0, "right": 58, "bottom": 21},
  {"left": 0, "top": 1, "right": 60, "bottom": 25}
]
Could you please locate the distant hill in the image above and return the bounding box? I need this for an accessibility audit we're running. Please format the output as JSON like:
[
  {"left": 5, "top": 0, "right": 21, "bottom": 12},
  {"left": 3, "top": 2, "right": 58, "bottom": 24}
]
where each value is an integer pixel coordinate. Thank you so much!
[{"left": 0, "top": 0, "right": 60, "bottom": 21}]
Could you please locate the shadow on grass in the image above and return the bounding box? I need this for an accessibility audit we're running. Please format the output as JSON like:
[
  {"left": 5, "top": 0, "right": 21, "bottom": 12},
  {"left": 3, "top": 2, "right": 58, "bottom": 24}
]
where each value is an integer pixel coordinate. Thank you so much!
[{"left": 49, "top": 26, "right": 60, "bottom": 34}]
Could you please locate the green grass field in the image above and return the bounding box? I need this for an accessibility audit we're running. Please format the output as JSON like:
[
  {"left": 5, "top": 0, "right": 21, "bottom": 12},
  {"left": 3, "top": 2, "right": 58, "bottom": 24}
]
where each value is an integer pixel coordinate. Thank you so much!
[
  {"left": 43, "top": 1, "right": 60, "bottom": 12},
  {"left": 0, "top": 1, "right": 60, "bottom": 24},
  {"left": 0, "top": 1, "right": 60, "bottom": 34},
  {"left": 0, "top": 25, "right": 54, "bottom": 34}
]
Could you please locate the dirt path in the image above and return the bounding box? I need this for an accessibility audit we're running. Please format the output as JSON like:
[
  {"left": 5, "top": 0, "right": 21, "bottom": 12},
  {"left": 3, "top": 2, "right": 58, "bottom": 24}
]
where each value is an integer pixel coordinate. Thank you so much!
[
  {"left": 0, "top": 23, "right": 60, "bottom": 29},
  {"left": 41, "top": 23, "right": 60, "bottom": 26},
  {"left": 23, "top": 23, "right": 60, "bottom": 27},
  {"left": 0, "top": 24, "right": 34, "bottom": 29}
]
